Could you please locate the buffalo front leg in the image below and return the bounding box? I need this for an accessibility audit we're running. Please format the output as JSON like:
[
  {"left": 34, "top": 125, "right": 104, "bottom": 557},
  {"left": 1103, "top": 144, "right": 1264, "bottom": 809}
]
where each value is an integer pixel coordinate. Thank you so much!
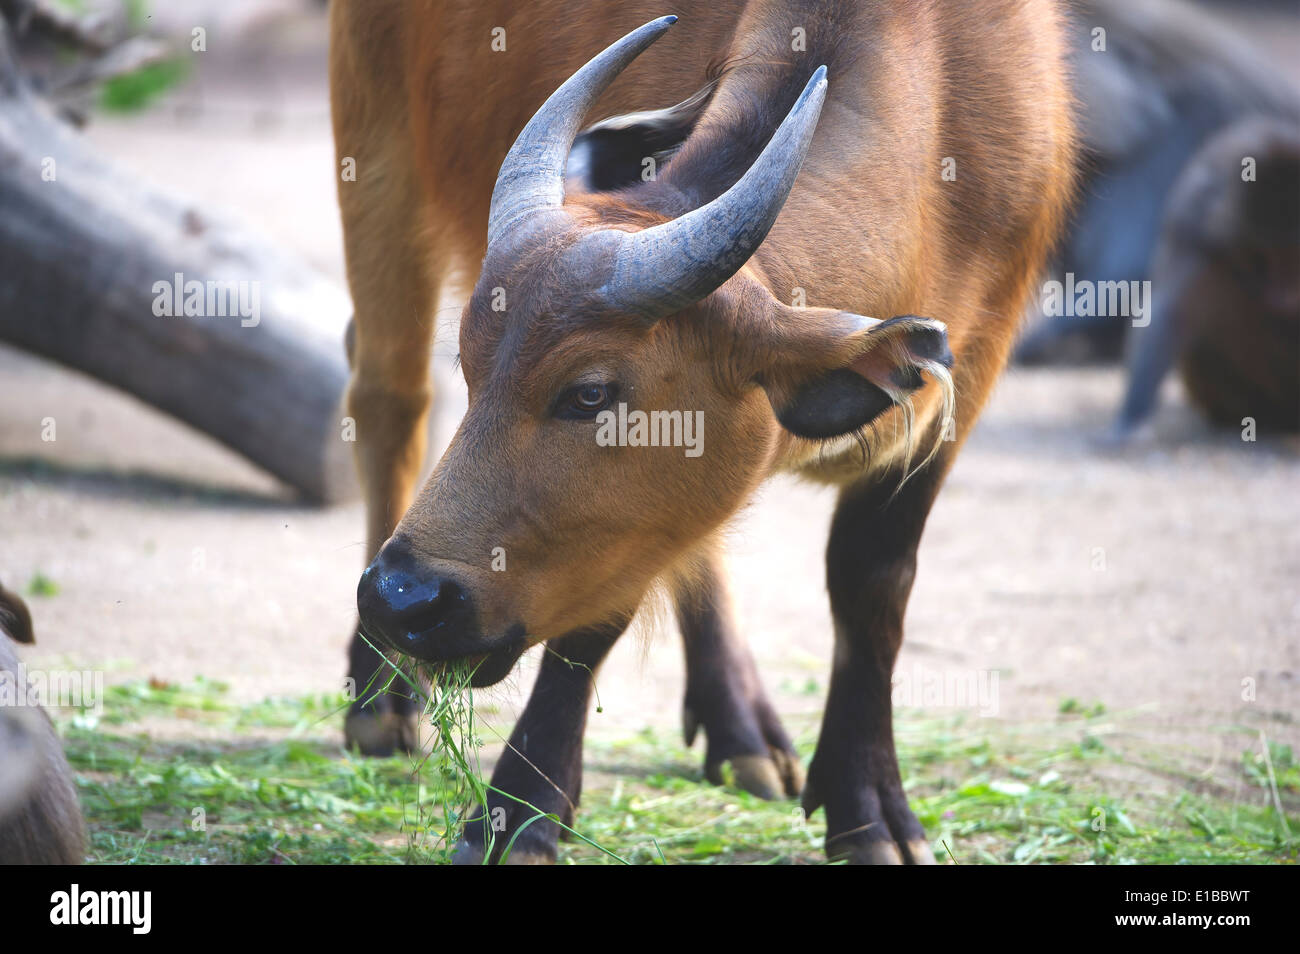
[
  {"left": 343, "top": 365, "right": 434, "bottom": 756},
  {"left": 674, "top": 546, "right": 803, "bottom": 799},
  {"left": 339, "top": 261, "right": 439, "bottom": 756},
  {"left": 454, "top": 622, "right": 626, "bottom": 865},
  {"left": 803, "top": 463, "right": 950, "bottom": 865},
  {"left": 331, "top": 59, "right": 442, "bottom": 754}
]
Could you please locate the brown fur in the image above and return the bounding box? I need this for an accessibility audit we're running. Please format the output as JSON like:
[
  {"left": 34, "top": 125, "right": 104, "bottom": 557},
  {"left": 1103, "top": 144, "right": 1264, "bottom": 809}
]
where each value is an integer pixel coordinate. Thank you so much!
[
  {"left": 333, "top": 0, "right": 1075, "bottom": 637},
  {"left": 332, "top": 0, "right": 1076, "bottom": 860}
]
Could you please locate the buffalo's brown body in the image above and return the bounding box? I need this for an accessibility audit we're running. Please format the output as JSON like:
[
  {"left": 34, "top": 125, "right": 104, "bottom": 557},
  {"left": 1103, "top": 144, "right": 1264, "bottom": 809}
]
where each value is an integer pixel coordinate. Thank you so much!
[{"left": 331, "top": 0, "right": 1076, "bottom": 863}]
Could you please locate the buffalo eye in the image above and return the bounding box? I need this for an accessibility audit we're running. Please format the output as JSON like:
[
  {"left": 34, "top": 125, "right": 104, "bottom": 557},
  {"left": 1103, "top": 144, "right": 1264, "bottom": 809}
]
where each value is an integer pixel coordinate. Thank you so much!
[{"left": 555, "top": 382, "right": 618, "bottom": 420}]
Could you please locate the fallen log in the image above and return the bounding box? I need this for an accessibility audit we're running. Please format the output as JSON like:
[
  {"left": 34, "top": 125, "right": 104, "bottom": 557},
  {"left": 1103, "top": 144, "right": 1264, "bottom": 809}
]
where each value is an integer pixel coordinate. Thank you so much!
[{"left": 0, "top": 16, "right": 357, "bottom": 502}]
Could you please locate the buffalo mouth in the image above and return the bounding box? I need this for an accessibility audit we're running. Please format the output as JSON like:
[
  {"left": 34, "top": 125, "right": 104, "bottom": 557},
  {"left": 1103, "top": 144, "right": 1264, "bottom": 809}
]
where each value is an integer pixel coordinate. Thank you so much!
[
  {"left": 365, "top": 621, "right": 530, "bottom": 689},
  {"left": 458, "top": 642, "right": 529, "bottom": 688}
]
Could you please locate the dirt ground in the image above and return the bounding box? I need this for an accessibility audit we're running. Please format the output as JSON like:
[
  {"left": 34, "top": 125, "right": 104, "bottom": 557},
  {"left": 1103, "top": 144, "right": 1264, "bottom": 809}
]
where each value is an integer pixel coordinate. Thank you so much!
[{"left": 1, "top": 3, "right": 1296, "bottom": 768}]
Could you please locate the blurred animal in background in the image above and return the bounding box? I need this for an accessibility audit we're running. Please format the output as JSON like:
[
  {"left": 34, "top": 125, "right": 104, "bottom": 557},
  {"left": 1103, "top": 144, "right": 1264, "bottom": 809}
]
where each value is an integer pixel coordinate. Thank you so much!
[
  {"left": 0, "top": 581, "right": 86, "bottom": 864},
  {"left": 1017, "top": 0, "right": 1300, "bottom": 437},
  {"left": 1116, "top": 118, "right": 1300, "bottom": 436}
]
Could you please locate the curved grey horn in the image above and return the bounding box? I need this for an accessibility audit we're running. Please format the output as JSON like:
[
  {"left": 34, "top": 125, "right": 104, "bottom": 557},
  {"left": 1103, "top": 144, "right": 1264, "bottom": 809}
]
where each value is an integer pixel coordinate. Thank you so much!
[
  {"left": 487, "top": 16, "right": 678, "bottom": 246},
  {"left": 601, "top": 66, "right": 828, "bottom": 319}
]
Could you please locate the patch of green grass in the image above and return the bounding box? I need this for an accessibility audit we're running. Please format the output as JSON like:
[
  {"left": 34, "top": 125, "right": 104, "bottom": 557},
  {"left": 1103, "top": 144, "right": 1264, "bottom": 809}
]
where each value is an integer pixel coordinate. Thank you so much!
[
  {"left": 100, "top": 59, "right": 189, "bottom": 113},
  {"left": 1059, "top": 697, "right": 1106, "bottom": 718},
  {"left": 87, "top": 676, "right": 340, "bottom": 733},
  {"left": 896, "top": 714, "right": 1295, "bottom": 865},
  {"left": 26, "top": 572, "right": 60, "bottom": 597},
  {"left": 59, "top": 679, "right": 1298, "bottom": 864},
  {"left": 123, "top": 0, "right": 150, "bottom": 27},
  {"left": 70, "top": 733, "right": 431, "bottom": 864}
]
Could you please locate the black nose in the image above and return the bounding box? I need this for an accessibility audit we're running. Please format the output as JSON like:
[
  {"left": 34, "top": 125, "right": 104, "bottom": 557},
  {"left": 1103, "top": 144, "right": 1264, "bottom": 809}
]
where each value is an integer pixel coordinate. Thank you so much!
[{"left": 356, "top": 540, "right": 478, "bottom": 661}]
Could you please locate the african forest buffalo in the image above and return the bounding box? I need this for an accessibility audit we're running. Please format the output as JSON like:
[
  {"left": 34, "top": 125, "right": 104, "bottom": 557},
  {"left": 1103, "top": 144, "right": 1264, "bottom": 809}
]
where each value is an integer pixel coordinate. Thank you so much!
[
  {"left": 331, "top": 0, "right": 1075, "bottom": 863},
  {"left": 1115, "top": 117, "right": 1300, "bottom": 436}
]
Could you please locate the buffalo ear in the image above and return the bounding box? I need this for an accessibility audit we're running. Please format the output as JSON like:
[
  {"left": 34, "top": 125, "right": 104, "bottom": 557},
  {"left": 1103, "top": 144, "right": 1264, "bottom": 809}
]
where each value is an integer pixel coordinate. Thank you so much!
[
  {"left": 565, "top": 82, "right": 716, "bottom": 192},
  {"left": 763, "top": 314, "right": 953, "bottom": 440},
  {"left": 775, "top": 368, "right": 894, "bottom": 439}
]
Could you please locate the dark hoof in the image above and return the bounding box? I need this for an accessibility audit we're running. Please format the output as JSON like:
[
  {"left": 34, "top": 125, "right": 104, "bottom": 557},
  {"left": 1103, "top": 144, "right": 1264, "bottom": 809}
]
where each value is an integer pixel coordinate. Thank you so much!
[
  {"left": 803, "top": 763, "right": 935, "bottom": 865},
  {"left": 344, "top": 709, "right": 418, "bottom": 757},
  {"left": 685, "top": 700, "right": 804, "bottom": 799},
  {"left": 705, "top": 752, "right": 805, "bottom": 800}
]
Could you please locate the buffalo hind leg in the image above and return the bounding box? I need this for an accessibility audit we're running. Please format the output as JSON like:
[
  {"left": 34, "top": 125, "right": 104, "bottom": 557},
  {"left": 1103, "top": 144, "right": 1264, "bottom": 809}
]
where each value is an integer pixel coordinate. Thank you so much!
[
  {"left": 803, "top": 461, "right": 951, "bottom": 865},
  {"left": 454, "top": 621, "right": 627, "bottom": 865},
  {"left": 674, "top": 546, "right": 803, "bottom": 799}
]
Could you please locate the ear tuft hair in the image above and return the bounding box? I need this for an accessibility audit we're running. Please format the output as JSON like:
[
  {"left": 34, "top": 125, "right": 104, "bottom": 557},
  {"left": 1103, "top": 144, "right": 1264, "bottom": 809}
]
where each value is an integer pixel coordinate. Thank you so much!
[{"left": 768, "top": 314, "right": 955, "bottom": 476}]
